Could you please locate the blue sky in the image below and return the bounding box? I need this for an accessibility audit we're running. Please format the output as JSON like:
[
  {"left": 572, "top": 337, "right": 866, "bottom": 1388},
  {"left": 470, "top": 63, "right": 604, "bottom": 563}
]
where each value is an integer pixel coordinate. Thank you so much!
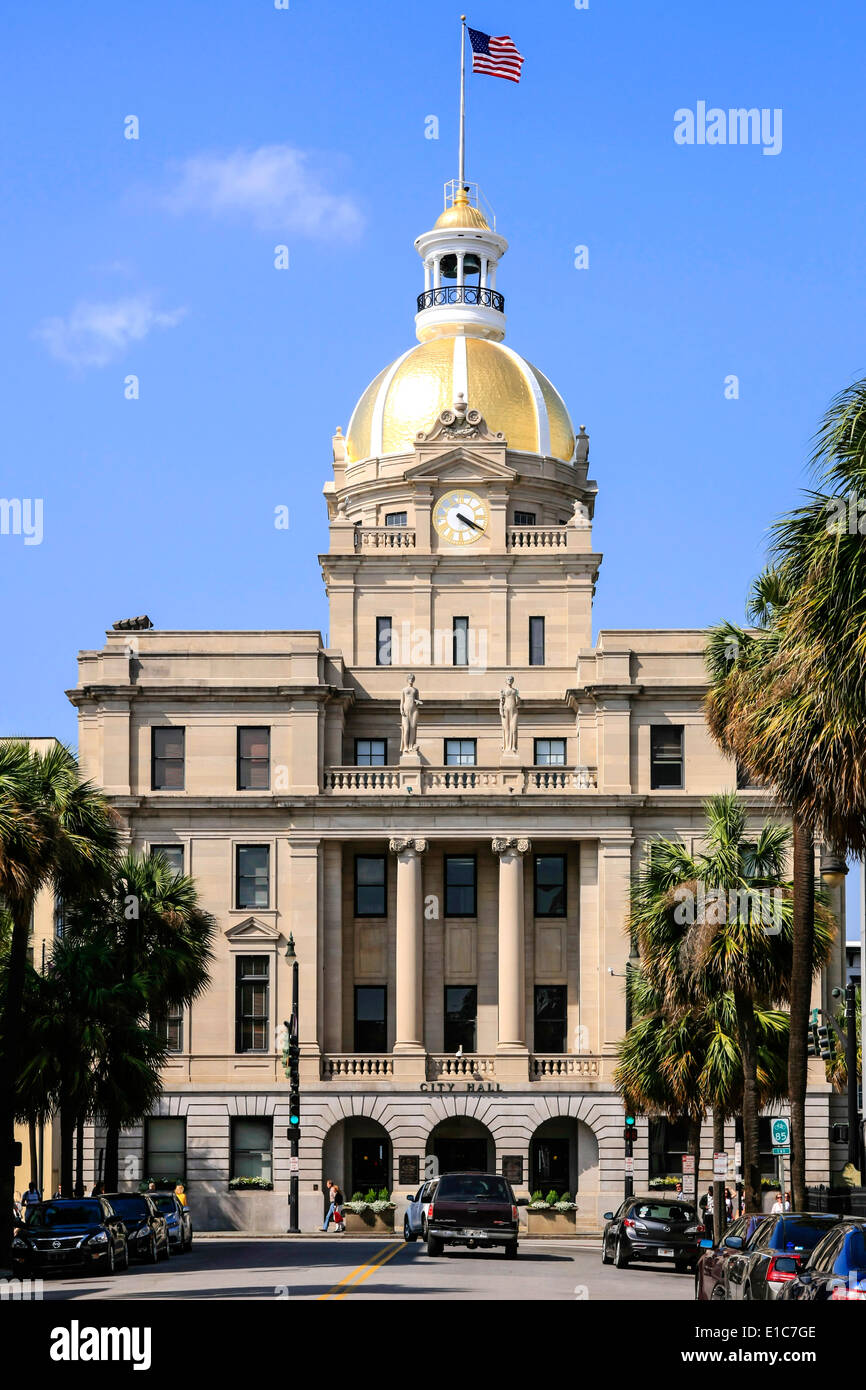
[{"left": 1, "top": 0, "right": 865, "bottom": 928}]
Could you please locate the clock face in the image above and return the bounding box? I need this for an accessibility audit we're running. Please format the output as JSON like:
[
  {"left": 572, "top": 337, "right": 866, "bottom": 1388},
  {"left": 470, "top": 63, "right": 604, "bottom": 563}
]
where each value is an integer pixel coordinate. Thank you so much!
[{"left": 433, "top": 490, "right": 490, "bottom": 546}]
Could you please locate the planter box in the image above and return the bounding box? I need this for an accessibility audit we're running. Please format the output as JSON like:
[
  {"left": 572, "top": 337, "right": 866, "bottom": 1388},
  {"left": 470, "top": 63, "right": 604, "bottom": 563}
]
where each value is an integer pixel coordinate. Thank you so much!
[
  {"left": 525, "top": 1209, "right": 577, "bottom": 1236},
  {"left": 343, "top": 1209, "right": 395, "bottom": 1234}
]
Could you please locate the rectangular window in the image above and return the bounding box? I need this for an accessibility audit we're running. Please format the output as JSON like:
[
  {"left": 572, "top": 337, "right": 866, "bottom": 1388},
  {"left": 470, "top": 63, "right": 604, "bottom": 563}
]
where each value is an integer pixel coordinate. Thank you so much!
[
  {"left": 236, "top": 845, "right": 270, "bottom": 909},
  {"left": 54, "top": 895, "right": 65, "bottom": 940},
  {"left": 445, "top": 855, "right": 477, "bottom": 917},
  {"left": 154, "top": 1007, "right": 184, "bottom": 1054},
  {"left": 385, "top": 512, "right": 407, "bottom": 527},
  {"left": 534, "top": 985, "right": 567, "bottom": 1053},
  {"left": 444, "top": 739, "right": 476, "bottom": 767},
  {"left": 650, "top": 725, "right": 685, "bottom": 790},
  {"left": 237, "top": 727, "right": 270, "bottom": 790},
  {"left": 529, "top": 617, "right": 545, "bottom": 667},
  {"left": 354, "top": 986, "right": 387, "bottom": 1052},
  {"left": 230, "top": 1117, "right": 273, "bottom": 1185},
  {"left": 235, "top": 956, "right": 270, "bottom": 1053},
  {"left": 355, "top": 739, "right": 387, "bottom": 767},
  {"left": 145, "top": 1117, "right": 186, "bottom": 1184},
  {"left": 355, "top": 855, "right": 387, "bottom": 916},
  {"left": 534, "top": 738, "right": 566, "bottom": 766},
  {"left": 151, "top": 727, "right": 185, "bottom": 790},
  {"left": 514, "top": 511, "right": 537, "bottom": 526},
  {"left": 376, "top": 616, "right": 393, "bottom": 667},
  {"left": 535, "top": 855, "right": 567, "bottom": 917},
  {"left": 452, "top": 617, "right": 469, "bottom": 667},
  {"left": 444, "top": 986, "right": 477, "bottom": 1053},
  {"left": 150, "top": 844, "right": 184, "bottom": 875}
]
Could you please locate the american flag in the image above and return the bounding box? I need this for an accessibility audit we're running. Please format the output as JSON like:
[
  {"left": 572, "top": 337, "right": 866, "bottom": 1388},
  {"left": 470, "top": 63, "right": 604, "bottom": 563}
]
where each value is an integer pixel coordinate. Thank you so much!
[{"left": 468, "top": 28, "right": 525, "bottom": 84}]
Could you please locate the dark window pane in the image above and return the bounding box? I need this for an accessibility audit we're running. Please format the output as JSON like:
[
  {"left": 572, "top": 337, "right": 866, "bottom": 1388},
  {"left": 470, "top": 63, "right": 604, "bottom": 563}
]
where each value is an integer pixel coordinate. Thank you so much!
[
  {"left": 529, "top": 617, "right": 545, "bottom": 667},
  {"left": 444, "top": 986, "right": 477, "bottom": 1052},
  {"left": 453, "top": 617, "right": 469, "bottom": 667},
  {"left": 355, "top": 739, "right": 387, "bottom": 767},
  {"left": 650, "top": 726, "right": 684, "bottom": 790},
  {"left": 235, "top": 956, "right": 269, "bottom": 1053},
  {"left": 534, "top": 739, "right": 566, "bottom": 767},
  {"left": 445, "top": 856, "right": 476, "bottom": 917},
  {"left": 535, "top": 856, "right": 566, "bottom": 917},
  {"left": 145, "top": 1118, "right": 186, "bottom": 1183},
  {"left": 376, "top": 617, "right": 393, "bottom": 667},
  {"left": 152, "top": 727, "right": 185, "bottom": 790},
  {"left": 355, "top": 856, "right": 386, "bottom": 916},
  {"left": 355, "top": 987, "right": 387, "bottom": 1051},
  {"left": 444, "top": 739, "right": 476, "bottom": 767},
  {"left": 534, "top": 985, "right": 567, "bottom": 1052},
  {"left": 237, "top": 845, "right": 270, "bottom": 909},
  {"left": 385, "top": 512, "right": 407, "bottom": 527},
  {"left": 514, "top": 511, "right": 536, "bottom": 526},
  {"left": 231, "top": 1118, "right": 272, "bottom": 1183},
  {"left": 150, "top": 845, "right": 184, "bottom": 875},
  {"left": 238, "top": 727, "right": 270, "bottom": 790}
]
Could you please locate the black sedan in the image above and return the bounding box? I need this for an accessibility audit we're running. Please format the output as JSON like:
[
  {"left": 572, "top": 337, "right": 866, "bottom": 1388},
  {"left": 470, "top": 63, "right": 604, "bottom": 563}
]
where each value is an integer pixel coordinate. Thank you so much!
[
  {"left": 602, "top": 1197, "right": 706, "bottom": 1272},
  {"left": 102, "top": 1193, "right": 171, "bottom": 1262},
  {"left": 150, "top": 1192, "right": 193, "bottom": 1252},
  {"left": 780, "top": 1220, "right": 866, "bottom": 1301},
  {"left": 12, "top": 1198, "right": 129, "bottom": 1276}
]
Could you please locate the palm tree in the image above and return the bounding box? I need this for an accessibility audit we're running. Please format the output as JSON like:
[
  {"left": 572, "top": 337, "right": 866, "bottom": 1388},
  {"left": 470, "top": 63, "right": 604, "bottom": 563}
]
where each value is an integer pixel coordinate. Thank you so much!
[
  {"left": 66, "top": 850, "right": 214, "bottom": 1188},
  {"left": 0, "top": 740, "right": 119, "bottom": 1259},
  {"left": 628, "top": 794, "right": 832, "bottom": 1212}
]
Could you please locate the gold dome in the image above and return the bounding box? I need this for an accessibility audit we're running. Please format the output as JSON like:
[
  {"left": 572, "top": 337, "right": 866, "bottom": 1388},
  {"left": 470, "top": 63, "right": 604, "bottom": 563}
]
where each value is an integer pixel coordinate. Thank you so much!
[
  {"left": 346, "top": 337, "right": 575, "bottom": 464},
  {"left": 433, "top": 188, "right": 490, "bottom": 232}
]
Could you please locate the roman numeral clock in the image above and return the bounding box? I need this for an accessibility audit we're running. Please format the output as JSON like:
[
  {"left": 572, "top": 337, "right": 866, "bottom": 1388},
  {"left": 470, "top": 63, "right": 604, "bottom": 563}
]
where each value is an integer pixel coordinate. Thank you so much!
[{"left": 433, "top": 490, "right": 490, "bottom": 545}]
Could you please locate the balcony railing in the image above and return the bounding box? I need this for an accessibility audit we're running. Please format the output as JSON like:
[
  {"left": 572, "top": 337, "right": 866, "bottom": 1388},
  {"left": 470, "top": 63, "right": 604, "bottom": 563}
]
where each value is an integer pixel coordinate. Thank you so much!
[
  {"left": 428, "top": 1054, "right": 497, "bottom": 1080},
  {"left": 324, "top": 1055, "right": 395, "bottom": 1079},
  {"left": 417, "top": 285, "right": 505, "bottom": 313},
  {"left": 322, "top": 766, "right": 598, "bottom": 794},
  {"left": 354, "top": 527, "right": 416, "bottom": 551},
  {"left": 530, "top": 1055, "right": 601, "bottom": 1080},
  {"left": 508, "top": 525, "right": 569, "bottom": 550},
  {"left": 319, "top": 1053, "right": 604, "bottom": 1081}
]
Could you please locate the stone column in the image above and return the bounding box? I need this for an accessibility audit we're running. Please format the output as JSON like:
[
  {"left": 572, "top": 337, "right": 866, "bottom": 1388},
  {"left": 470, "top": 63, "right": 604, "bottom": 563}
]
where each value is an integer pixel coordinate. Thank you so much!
[
  {"left": 390, "top": 838, "right": 428, "bottom": 1082},
  {"left": 494, "top": 838, "right": 531, "bottom": 1081}
]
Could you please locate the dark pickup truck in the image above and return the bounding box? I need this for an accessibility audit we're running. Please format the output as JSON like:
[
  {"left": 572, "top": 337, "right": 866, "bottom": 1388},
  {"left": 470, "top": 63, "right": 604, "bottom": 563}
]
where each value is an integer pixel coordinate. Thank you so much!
[{"left": 426, "top": 1172, "right": 519, "bottom": 1258}]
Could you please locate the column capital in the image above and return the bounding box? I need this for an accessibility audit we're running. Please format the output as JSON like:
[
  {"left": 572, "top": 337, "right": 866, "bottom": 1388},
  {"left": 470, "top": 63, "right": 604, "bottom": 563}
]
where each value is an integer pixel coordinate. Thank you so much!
[
  {"left": 389, "top": 837, "right": 429, "bottom": 856},
  {"left": 492, "top": 837, "right": 531, "bottom": 856}
]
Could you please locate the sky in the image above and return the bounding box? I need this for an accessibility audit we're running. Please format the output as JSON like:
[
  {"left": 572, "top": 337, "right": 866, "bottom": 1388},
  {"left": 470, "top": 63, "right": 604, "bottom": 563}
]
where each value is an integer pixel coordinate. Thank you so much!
[{"left": 1, "top": 0, "right": 864, "bottom": 928}]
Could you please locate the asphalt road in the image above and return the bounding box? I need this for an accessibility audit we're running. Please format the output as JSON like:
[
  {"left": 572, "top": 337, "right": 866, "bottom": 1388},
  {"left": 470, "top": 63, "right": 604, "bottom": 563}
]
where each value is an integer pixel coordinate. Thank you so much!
[{"left": 32, "top": 1237, "right": 696, "bottom": 1302}]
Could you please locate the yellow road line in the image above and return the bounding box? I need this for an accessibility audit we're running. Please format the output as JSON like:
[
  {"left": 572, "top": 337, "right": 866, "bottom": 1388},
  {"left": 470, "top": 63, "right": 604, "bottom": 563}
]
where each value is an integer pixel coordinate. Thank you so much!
[{"left": 319, "top": 1242, "right": 405, "bottom": 1300}]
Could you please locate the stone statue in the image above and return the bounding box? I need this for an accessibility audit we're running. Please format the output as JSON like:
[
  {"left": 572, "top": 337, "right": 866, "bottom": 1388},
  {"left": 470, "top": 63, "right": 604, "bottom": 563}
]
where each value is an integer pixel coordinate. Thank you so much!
[
  {"left": 400, "top": 674, "right": 423, "bottom": 754},
  {"left": 571, "top": 498, "right": 591, "bottom": 529},
  {"left": 499, "top": 675, "right": 520, "bottom": 754}
]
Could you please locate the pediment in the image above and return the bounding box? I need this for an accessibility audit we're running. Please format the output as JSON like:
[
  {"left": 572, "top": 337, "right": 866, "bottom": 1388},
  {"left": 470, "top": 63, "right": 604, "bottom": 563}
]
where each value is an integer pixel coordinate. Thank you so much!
[
  {"left": 225, "top": 917, "right": 282, "bottom": 944},
  {"left": 404, "top": 448, "right": 517, "bottom": 486}
]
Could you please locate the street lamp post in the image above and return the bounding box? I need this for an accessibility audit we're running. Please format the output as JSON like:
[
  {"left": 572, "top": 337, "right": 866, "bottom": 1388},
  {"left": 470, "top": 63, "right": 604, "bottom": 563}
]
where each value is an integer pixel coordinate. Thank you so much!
[{"left": 283, "top": 935, "right": 300, "bottom": 1234}]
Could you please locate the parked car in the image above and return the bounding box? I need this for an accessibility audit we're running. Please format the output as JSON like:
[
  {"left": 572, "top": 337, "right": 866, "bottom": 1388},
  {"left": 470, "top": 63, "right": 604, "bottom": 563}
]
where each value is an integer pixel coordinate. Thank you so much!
[
  {"left": 725, "top": 1212, "right": 841, "bottom": 1301},
  {"left": 150, "top": 1192, "right": 193, "bottom": 1252},
  {"left": 11, "top": 1198, "right": 129, "bottom": 1276},
  {"left": 102, "top": 1193, "right": 171, "bottom": 1263},
  {"left": 425, "top": 1172, "right": 518, "bottom": 1257},
  {"left": 779, "top": 1219, "right": 866, "bottom": 1301},
  {"left": 694, "top": 1214, "right": 769, "bottom": 1299},
  {"left": 602, "top": 1197, "right": 705, "bottom": 1273},
  {"left": 403, "top": 1180, "right": 437, "bottom": 1243}
]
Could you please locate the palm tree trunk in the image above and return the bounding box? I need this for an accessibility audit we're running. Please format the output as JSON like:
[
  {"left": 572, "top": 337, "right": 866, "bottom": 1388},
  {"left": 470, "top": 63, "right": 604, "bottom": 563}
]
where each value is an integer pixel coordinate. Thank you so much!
[
  {"left": 28, "top": 1119, "right": 38, "bottom": 1188},
  {"left": 103, "top": 1116, "right": 120, "bottom": 1192},
  {"left": 75, "top": 1115, "right": 85, "bottom": 1197},
  {"left": 0, "top": 897, "right": 33, "bottom": 1264},
  {"left": 789, "top": 814, "right": 815, "bottom": 1213},
  {"left": 712, "top": 1108, "right": 727, "bottom": 1242},
  {"left": 687, "top": 1116, "right": 702, "bottom": 1183},
  {"left": 734, "top": 988, "right": 763, "bottom": 1213},
  {"left": 59, "top": 1097, "right": 75, "bottom": 1198}
]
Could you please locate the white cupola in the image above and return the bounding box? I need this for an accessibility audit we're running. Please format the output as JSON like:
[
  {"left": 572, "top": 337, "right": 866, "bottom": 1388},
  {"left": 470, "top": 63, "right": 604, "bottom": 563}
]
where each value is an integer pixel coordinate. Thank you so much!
[{"left": 413, "top": 181, "right": 508, "bottom": 343}]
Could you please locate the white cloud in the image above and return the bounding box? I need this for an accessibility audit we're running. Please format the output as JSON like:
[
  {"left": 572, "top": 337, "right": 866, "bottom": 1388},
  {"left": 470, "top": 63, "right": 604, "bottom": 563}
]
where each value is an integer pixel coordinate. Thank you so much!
[
  {"left": 35, "top": 296, "right": 186, "bottom": 368},
  {"left": 160, "top": 145, "right": 364, "bottom": 239}
]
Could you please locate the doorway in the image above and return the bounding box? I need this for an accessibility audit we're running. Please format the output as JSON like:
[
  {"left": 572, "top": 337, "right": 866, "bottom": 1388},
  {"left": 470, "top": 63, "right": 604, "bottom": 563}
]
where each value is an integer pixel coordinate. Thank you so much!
[{"left": 434, "top": 1137, "right": 488, "bottom": 1174}]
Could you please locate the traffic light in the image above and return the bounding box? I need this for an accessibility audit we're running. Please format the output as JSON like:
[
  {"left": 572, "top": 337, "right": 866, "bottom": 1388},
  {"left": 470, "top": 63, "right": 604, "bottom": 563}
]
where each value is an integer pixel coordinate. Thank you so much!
[
  {"left": 817, "top": 1025, "right": 833, "bottom": 1061},
  {"left": 623, "top": 1114, "right": 638, "bottom": 1145},
  {"left": 807, "top": 1025, "right": 819, "bottom": 1057}
]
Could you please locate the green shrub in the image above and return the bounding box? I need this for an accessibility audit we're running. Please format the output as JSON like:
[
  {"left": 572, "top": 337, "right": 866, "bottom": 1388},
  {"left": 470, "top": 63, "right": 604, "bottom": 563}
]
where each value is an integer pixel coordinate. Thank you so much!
[
  {"left": 363, "top": 1188, "right": 377, "bottom": 1204},
  {"left": 530, "top": 1190, "right": 543, "bottom": 1203},
  {"left": 544, "top": 1189, "right": 559, "bottom": 1207},
  {"left": 351, "top": 1192, "right": 363, "bottom": 1203},
  {"left": 377, "top": 1187, "right": 390, "bottom": 1202}
]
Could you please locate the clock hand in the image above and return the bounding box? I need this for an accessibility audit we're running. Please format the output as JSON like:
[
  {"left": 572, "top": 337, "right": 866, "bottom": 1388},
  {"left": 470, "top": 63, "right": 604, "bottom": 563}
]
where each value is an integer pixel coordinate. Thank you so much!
[{"left": 455, "top": 511, "right": 483, "bottom": 531}]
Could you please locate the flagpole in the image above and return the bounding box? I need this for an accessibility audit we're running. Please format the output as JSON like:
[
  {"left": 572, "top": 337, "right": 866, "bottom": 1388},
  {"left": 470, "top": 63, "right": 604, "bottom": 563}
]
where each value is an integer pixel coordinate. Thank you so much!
[{"left": 458, "top": 15, "right": 467, "bottom": 188}]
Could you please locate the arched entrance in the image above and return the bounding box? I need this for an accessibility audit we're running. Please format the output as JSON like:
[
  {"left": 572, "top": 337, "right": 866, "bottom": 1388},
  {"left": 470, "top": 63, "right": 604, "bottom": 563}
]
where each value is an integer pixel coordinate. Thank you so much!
[
  {"left": 322, "top": 1116, "right": 393, "bottom": 1198},
  {"left": 427, "top": 1115, "right": 494, "bottom": 1175},
  {"left": 530, "top": 1117, "right": 599, "bottom": 1196}
]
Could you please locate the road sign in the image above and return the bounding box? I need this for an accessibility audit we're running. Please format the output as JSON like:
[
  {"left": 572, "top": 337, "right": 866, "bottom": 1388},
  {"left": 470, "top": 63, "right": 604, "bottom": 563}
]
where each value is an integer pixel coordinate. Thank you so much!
[
  {"left": 682, "top": 1155, "right": 696, "bottom": 1175},
  {"left": 289, "top": 1156, "right": 300, "bottom": 1174},
  {"left": 713, "top": 1152, "right": 729, "bottom": 1179},
  {"left": 682, "top": 1175, "right": 696, "bottom": 1198},
  {"left": 772, "top": 1146, "right": 791, "bottom": 1157},
  {"left": 624, "top": 1156, "right": 634, "bottom": 1175},
  {"left": 770, "top": 1118, "right": 791, "bottom": 1148}
]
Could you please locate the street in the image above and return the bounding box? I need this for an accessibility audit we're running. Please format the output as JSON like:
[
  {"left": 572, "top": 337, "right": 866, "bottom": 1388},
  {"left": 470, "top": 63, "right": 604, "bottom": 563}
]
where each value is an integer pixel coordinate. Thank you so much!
[{"left": 33, "top": 1237, "right": 695, "bottom": 1302}]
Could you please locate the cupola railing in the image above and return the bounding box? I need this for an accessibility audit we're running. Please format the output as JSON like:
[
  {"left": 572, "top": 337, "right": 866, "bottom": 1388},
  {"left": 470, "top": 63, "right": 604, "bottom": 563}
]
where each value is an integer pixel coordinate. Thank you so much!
[{"left": 417, "top": 285, "right": 505, "bottom": 313}]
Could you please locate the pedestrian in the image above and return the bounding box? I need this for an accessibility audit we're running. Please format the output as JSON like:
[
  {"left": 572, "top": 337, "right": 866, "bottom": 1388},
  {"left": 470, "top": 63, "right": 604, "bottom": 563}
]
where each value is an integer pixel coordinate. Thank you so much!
[
  {"left": 725, "top": 1188, "right": 734, "bottom": 1221},
  {"left": 771, "top": 1191, "right": 784, "bottom": 1215},
  {"left": 52, "top": 1184, "right": 62, "bottom": 1199},
  {"left": 784, "top": 1191, "right": 792, "bottom": 1212},
  {"left": 700, "top": 1186, "right": 714, "bottom": 1241},
  {"left": 672, "top": 1181, "right": 683, "bottom": 1200},
  {"left": 175, "top": 1183, "right": 188, "bottom": 1208},
  {"left": 90, "top": 1182, "right": 104, "bottom": 1197},
  {"left": 322, "top": 1179, "right": 345, "bottom": 1233},
  {"left": 147, "top": 1180, "right": 157, "bottom": 1193},
  {"left": 21, "top": 1182, "right": 41, "bottom": 1212}
]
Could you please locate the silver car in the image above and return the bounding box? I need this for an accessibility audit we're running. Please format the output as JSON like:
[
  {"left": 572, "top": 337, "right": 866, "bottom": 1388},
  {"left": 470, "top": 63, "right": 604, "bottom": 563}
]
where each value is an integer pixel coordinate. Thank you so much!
[
  {"left": 725, "top": 1213, "right": 840, "bottom": 1300},
  {"left": 403, "top": 1180, "right": 437, "bottom": 1243},
  {"left": 150, "top": 1193, "right": 193, "bottom": 1253}
]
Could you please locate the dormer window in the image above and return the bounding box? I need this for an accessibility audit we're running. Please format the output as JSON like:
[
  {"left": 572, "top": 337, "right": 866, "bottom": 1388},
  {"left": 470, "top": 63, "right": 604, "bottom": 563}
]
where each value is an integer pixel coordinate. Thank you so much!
[
  {"left": 385, "top": 512, "right": 408, "bottom": 527},
  {"left": 514, "top": 511, "right": 536, "bottom": 526}
]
